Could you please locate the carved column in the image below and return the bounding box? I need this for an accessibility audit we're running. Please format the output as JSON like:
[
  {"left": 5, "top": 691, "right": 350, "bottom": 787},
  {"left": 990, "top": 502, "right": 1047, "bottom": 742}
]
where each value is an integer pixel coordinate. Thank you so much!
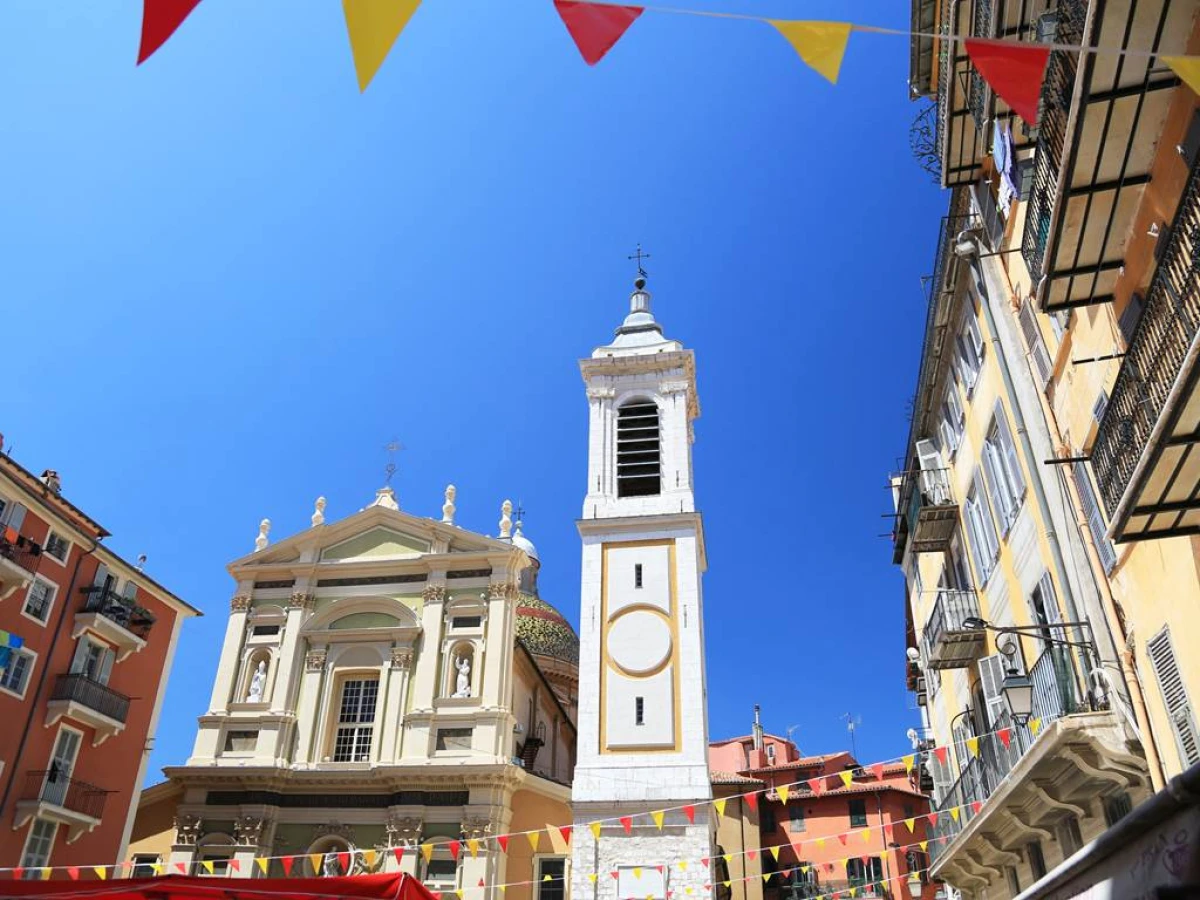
[
  {"left": 210, "top": 595, "right": 252, "bottom": 714},
  {"left": 167, "top": 814, "right": 203, "bottom": 873},
  {"left": 384, "top": 816, "right": 423, "bottom": 875},
  {"left": 380, "top": 646, "right": 414, "bottom": 762},
  {"left": 294, "top": 647, "right": 328, "bottom": 764},
  {"left": 460, "top": 815, "right": 502, "bottom": 900},
  {"left": 269, "top": 590, "right": 311, "bottom": 719}
]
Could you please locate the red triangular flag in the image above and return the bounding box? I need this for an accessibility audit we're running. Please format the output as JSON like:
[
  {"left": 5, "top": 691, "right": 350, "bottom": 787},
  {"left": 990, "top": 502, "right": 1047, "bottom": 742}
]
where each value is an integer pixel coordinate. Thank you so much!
[
  {"left": 933, "top": 746, "right": 948, "bottom": 765},
  {"left": 478, "top": 880, "right": 485, "bottom": 888},
  {"left": 67, "top": 868, "right": 79, "bottom": 881},
  {"left": 620, "top": 816, "right": 633, "bottom": 834},
  {"left": 683, "top": 805, "right": 696, "bottom": 823},
  {"left": 552, "top": 0, "right": 643, "bottom": 65},
  {"left": 282, "top": 857, "right": 295, "bottom": 876},
  {"left": 393, "top": 847, "right": 405, "bottom": 865},
  {"left": 745, "top": 793, "right": 759, "bottom": 812},
  {"left": 336, "top": 851, "right": 350, "bottom": 870},
  {"left": 13, "top": 869, "right": 24, "bottom": 880},
  {"left": 431, "top": 893, "right": 442, "bottom": 900},
  {"left": 964, "top": 39, "right": 1051, "bottom": 124},
  {"left": 971, "top": 800, "right": 983, "bottom": 814},
  {"left": 701, "top": 858, "right": 709, "bottom": 868},
  {"left": 560, "top": 825, "right": 573, "bottom": 844},
  {"left": 748, "top": 850, "right": 757, "bottom": 861},
  {"left": 175, "top": 863, "right": 187, "bottom": 874},
  {"left": 837, "top": 833, "right": 847, "bottom": 846},
  {"left": 448, "top": 841, "right": 461, "bottom": 861},
  {"left": 807, "top": 777, "right": 823, "bottom": 795},
  {"left": 229, "top": 859, "right": 241, "bottom": 873},
  {"left": 137, "top": 0, "right": 203, "bottom": 64},
  {"left": 610, "top": 871, "right": 620, "bottom": 880},
  {"left": 870, "top": 763, "right": 884, "bottom": 781},
  {"left": 497, "top": 835, "right": 509, "bottom": 853},
  {"left": 998, "top": 727, "right": 1013, "bottom": 749},
  {"left": 656, "top": 865, "right": 664, "bottom": 874},
  {"left": 928, "top": 812, "right": 939, "bottom": 827},
  {"left": 883, "top": 824, "right": 894, "bottom": 843}
]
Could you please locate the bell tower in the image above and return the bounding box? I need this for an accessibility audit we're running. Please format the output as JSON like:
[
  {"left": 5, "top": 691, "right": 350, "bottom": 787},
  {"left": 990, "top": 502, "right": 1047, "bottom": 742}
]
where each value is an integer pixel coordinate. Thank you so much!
[{"left": 571, "top": 262, "right": 713, "bottom": 900}]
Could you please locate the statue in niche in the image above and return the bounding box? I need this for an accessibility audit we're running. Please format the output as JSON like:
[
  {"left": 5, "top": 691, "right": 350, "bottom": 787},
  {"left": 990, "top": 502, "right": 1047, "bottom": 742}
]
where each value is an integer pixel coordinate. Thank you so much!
[
  {"left": 452, "top": 655, "right": 472, "bottom": 698},
  {"left": 246, "top": 660, "right": 268, "bottom": 702},
  {"left": 323, "top": 851, "right": 341, "bottom": 877}
]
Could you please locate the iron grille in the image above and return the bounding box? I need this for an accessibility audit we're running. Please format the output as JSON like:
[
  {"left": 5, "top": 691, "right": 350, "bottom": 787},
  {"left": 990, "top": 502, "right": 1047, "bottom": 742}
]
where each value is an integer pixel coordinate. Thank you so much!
[
  {"left": 51, "top": 674, "right": 131, "bottom": 723},
  {"left": 968, "top": 0, "right": 995, "bottom": 130},
  {"left": 23, "top": 771, "right": 109, "bottom": 820}
]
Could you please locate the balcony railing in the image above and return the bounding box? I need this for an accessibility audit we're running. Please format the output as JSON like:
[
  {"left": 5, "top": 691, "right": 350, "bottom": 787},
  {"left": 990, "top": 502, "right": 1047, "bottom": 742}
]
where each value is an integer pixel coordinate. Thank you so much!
[
  {"left": 0, "top": 532, "right": 41, "bottom": 575},
  {"left": 81, "top": 585, "right": 156, "bottom": 640},
  {"left": 783, "top": 881, "right": 888, "bottom": 899},
  {"left": 1020, "top": 0, "right": 1085, "bottom": 285},
  {"left": 894, "top": 468, "right": 959, "bottom": 560},
  {"left": 23, "top": 770, "right": 108, "bottom": 820},
  {"left": 921, "top": 590, "right": 985, "bottom": 669},
  {"left": 1092, "top": 150, "right": 1200, "bottom": 528},
  {"left": 51, "top": 674, "right": 130, "bottom": 723}
]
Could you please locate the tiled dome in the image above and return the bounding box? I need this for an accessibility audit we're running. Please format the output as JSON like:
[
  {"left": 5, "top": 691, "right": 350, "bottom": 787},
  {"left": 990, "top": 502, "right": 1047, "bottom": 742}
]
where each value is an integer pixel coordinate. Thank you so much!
[{"left": 516, "top": 594, "right": 580, "bottom": 665}]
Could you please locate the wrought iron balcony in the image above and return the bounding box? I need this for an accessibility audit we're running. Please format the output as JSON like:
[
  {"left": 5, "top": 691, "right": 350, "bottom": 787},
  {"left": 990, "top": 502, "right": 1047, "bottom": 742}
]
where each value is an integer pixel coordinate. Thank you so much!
[
  {"left": 1092, "top": 149, "right": 1200, "bottom": 540},
  {"left": 893, "top": 468, "right": 958, "bottom": 561},
  {"left": 21, "top": 770, "right": 108, "bottom": 821},
  {"left": 50, "top": 674, "right": 130, "bottom": 723},
  {"left": 0, "top": 531, "right": 41, "bottom": 599},
  {"left": 80, "top": 584, "right": 156, "bottom": 640},
  {"left": 921, "top": 590, "right": 985, "bottom": 670}
]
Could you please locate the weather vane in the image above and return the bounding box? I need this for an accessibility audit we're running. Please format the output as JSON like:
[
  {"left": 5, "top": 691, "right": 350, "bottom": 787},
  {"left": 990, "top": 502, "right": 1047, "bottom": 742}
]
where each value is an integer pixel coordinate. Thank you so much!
[
  {"left": 384, "top": 439, "right": 404, "bottom": 485},
  {"left": 627, "top": 243, "right": 651, "bottom": 278}
]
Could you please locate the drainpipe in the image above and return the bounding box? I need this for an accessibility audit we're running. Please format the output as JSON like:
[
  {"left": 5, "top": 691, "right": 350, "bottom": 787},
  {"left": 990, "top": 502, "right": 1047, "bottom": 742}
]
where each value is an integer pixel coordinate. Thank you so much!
[
  {"left": 955, "top": 234, "right": 1167, "bottom": 791},
  {"left": 0, "top": 537, "right": 99, "bottom": 816}
]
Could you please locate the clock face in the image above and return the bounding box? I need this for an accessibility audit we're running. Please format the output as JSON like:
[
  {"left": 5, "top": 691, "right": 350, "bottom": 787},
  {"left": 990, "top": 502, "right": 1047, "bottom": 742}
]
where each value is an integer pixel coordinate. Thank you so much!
[{"left": 607, "top": 609, "right": 673, "bottom": 676}]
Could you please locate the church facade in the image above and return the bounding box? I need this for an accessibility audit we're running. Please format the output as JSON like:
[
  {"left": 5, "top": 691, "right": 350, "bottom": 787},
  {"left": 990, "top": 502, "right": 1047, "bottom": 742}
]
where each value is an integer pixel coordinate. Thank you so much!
[{"left": 145, "top": 487, "right": 579, "bottom": 899}]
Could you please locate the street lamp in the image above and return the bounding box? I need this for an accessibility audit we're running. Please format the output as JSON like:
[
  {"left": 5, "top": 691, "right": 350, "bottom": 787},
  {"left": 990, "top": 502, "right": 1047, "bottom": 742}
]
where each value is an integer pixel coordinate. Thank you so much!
[{"left": 1000, "top": 669, "right": 1035, "bottom": 725}]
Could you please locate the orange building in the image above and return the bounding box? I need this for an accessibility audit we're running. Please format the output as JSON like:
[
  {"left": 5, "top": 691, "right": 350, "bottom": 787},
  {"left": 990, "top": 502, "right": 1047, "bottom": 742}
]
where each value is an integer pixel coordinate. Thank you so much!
[
  {"left": 0, "top": 443, "right": 198, "bottom": 872},
  {"left": 710, "top": 711, "right": 938, "bottom": 900}
]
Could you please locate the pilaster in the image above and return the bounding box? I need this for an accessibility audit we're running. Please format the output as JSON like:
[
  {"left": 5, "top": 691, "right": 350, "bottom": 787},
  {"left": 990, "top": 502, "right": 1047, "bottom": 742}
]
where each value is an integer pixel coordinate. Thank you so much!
[
  {"left": 270, "top": 589, "right": 311, "bottom": 716},
  {"left": 209, "top": 593, "right": 251, "bottom": 715},
  {"left": 294, "top": 647, "right": 327, "bottom": 764}
]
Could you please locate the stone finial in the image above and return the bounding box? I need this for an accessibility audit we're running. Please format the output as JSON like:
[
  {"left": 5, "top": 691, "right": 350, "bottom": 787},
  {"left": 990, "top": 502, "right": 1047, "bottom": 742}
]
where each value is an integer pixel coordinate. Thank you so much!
[
  {"left": 442, "top": 485, "right": 457, "bottom": 525},
  {"left": 499, "top": 499, "right": 513, "bottom": 538},
  {"left": 255, "top": 519, "right": 271, "bottom": 552},
  {"left": 369, "top": 486, "right": 400, "bottom": 511},
  {"left": 311, "top": 496, "right": 327, "bottom": 527}
]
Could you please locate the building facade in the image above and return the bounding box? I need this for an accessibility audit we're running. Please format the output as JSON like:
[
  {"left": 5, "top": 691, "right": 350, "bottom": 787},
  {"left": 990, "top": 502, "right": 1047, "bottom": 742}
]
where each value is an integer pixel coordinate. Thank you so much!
[
  {"left": 710, "top": 717, "right": 937, "bottom": 900},
  {"left": 0, "top": 446, "right": 197, "bottom": 871},
  {"left": 150, "top": 487, "right": 578, "bottom": 900},
  {"left": 570, "top": 271, "right": 715, "bottom": 900},
  {"left": 909, "top": 0, "right": 1200, "bottom": 790}
]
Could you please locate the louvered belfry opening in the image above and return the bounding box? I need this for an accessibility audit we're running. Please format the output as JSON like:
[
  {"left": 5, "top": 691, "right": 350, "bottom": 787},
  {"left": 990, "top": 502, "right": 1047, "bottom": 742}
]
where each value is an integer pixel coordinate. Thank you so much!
[{"left": 617, "top": 399, "right": 661, "bottom": 497}]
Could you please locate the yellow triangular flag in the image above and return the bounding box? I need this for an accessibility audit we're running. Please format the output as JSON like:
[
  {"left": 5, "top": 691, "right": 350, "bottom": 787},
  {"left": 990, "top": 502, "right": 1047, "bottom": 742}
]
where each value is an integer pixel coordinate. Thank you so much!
[
  {"left": 950, "top": 807, "right": 961, "bottom": 822},
  {"left": 202, "top": 860, "right": 215, "bottom": 875},
  {"left": 456, "top": 891, "right": 464, "bottom": 899},
  {"left": 966, "top": 736, "right": 980, "bottom": 758},
  {"left": 903, "top": 754, "right": 915, "bottom": 775},
  {"left": 634, "top": 867, "right": 643, "bottom": 879},
  {"left": 1164, "top": 57, "right": 1200, "bottom": 96},
  {"left": 768, "top": 21, "right": 853, "bottom": 85},
  {"left": 777, "top": 784, "right": 790, "bottom": 804},
  {"left": 590, "top": 822, "right": 602, "bottom": 840},
  {"left": 341, "top": 0, "right": 423, "bottom": 92},
  {"left": 94, "top": 866, "right": 108, "bottom": 880},
  {"left": 722, "top": 882, "right": 731, "bottom": 889},
  {"left": 904, "top": 818, "right": 916, "bottom": 834},
  {"left": 762, "top": 873, "right": 772, "bottom": 883},
  {"left": 466, "top": 840, "right": 479, "bottom": 859},
  {"left": 679, "top": 861, "right": 688, "bottom": 871},
  {"left": 722, "top": 855, "right": 731, "bottom": 865},
  {"left": 800, "top": 866, "right": 811, "bottom": 874},
  {"left": 652, "top": 810, "right": 665, "bottom": 830},
  {"left": 40, "top": 869, "right": 51, "bottom": 880},
  {"left": 152, "top": 863, "right": 164, "bottom": 875},
  {"left": 920, "top": 841, "right": 928, "bottom": 852},
  {"left": 685, "top": 890, "right": 694, "bottom": 897},
  {"left": 527, "top": 831, "right": 541, "bottom": 852},
  {"left": 1031, "top": 717, "right": 1043, "bottom": 736},
  {"left": 498, "top": 887, "right": 506, "bottom": 895},
  {"left": 587, "top": 874, "right": 598, "bottom": 884},
  {"left": 816, "top": 838, "right": 826, "bottom": 849},
  {"left": 861, "top": 828, "right": 871, "bottom": 843},
  {"left": 255, "top": 858, "right": 269, "bottom": 875},
  {"left": 363, "top": 850, "right": 377, "bottom": 868},
  {"left": 850, "top": 889, "right": 858, "bottom": 899},
  {"left": 714, "top": 798, "right": 727, "bottom": 817},
  {"left": 768, "top": 846, "right": 780, "bottom": 861},
  {"left": 542, "top": 875, "right": 551, "bottom": 882},
  {"left": 312, "top": 853, "right": 326, "bottom": 873},
  {"left": 839, "top": 771, "right": 853, "bottom": 788},
  {"left": 420, "top": 843, "right": 434, "bottom": 864}
]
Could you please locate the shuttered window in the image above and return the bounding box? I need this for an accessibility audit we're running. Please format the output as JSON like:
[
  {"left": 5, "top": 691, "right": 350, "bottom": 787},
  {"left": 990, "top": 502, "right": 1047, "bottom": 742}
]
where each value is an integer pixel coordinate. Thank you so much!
[
  {"left": 616, "top": 400, "right": 661, "bottom": 498},
  {"left": 1018, "top": 298, "right": 1054, "bottom": 388},
  {"left": 965, "top": 474, "right": 1001, "bottom": 584},
  {"left": 978, "top": 654, "right": 1009, "bottom": 728},
  {"left": 1146, "top": 628, "right": 1200, "bottom": 767},
  {"left": 1072, "top": 462, "right": 1117, "bottom": 573},
  {"left": 982, "top": 404, "right": 1026, "bottom": 534},
  {"left": 1118, "top": 294, "right": 1144, "bottom": 347}
]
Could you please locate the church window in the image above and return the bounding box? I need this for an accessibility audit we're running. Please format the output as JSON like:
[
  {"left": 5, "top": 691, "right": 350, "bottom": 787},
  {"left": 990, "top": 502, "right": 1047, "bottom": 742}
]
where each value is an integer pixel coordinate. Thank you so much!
[
  {"left": 536, "top": 858, "right": 567, "bottom": 900},
  {"left": 617, "top": 400, "right": 661, "bottom": 497},
  {"left": 251, "top": 624, "right": 280, "bottom": 636},
  {"left": 435, "top": 727, "right": 474, "bottom": 753},
  {"left": 634, "top": 564, "right": 643, "bottom": 588},
  {"left": 332, "top": 677, "right": 378, "bottom": 762},
  {"left": 635, "top": 697, "right": 645, "bottom": 726},
  {"left": 452, "top": 616, "right": 481, "bottom": 629}
]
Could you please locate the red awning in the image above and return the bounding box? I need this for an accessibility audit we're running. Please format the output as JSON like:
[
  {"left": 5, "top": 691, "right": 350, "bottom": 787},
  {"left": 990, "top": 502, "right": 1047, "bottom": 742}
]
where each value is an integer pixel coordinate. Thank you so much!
[{"left": 0, "top": 873, "right": 437, "bottom": 900}]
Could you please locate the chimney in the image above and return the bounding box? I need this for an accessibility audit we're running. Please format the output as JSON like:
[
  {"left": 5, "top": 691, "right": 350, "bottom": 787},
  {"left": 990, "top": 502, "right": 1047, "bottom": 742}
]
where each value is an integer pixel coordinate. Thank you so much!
[
  {"left": 752, "top": 704, "right": 764, "bottom": 751},
  {"left": 40, "top": 470, "right": 61, "bottom": 494},
  {"left": 747, "top": 704, "right": 768, "bottom": 769}
]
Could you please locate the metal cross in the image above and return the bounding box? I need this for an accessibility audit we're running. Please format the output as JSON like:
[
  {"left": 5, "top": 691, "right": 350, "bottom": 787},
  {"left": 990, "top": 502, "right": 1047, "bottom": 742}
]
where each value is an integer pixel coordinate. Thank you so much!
[
  {"left": 383, "top": 440, "right": 404, "bottom": 485},
  {"left": 515, "top": 502, "right": 526, "bottom": 524},
  {"left": 627, "top": 244, "right": 651, "bottom": 277}
]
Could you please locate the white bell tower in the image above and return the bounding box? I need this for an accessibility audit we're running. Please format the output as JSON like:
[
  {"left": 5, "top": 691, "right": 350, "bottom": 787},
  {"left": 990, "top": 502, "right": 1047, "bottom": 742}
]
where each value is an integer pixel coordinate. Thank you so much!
[{"left": 571, "top": 263, "right": 713, "bottom": 900}]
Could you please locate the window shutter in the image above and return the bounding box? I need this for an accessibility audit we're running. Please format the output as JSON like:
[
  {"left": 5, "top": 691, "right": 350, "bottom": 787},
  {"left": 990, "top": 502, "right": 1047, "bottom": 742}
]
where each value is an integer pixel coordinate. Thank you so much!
[
  {"left": 1118, "top": 294, "right": 1144, "bottom": 347},
  {"left": 92, "top": 564, "right": 110, "bottom": 593},
  {"left": 1179, "top": 108, "right": 1200, "bottom": 169},
  {"left": 983, "top": 439, "right": 1013, "bottom": 526},
  {"left": 1093, "top": 391, "right": 1110, "bottom": 425},
  {"left": 1018, "top": 298, "right": 1054, "bottom": 387},
  {"left": 1146, "top": 628, "right": 1200, "bottom": 766},
  {"left": 6, "top": 503, "right": 26, "bottom": 532},
  {"left": 1072, "top": 463, "right": 1117, "bottom": 573},
  {"left": 978, "top": 654, "right": 1008, "bottom": 727},
  {"left": 98, "top": 648, "right": 114, "bottom": 686},
  {"left": 973, "top": 473, "right": 1001, "bottom": 564},
  {"left": 996, "top": 409, "right": 1026, "bottom": 500},
  {"left": 70, "top": 640, "right": 90, "bottom": 675}
]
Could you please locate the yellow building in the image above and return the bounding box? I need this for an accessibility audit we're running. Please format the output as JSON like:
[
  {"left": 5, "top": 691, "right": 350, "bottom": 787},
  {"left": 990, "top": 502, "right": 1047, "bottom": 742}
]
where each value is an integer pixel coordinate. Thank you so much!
[
  {"left": 708, "top": 771, "right": 763, "bottom": 900},
  {"left": 908, "top": 0, "right": 1200, "bottom": 789}
]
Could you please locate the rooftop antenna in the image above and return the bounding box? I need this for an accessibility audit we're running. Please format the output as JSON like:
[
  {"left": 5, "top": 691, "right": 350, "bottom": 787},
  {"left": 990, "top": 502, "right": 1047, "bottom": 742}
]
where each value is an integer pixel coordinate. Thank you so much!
[
  {"left": 785, "top": 724, "right": 802, "bottom": 755},
  {"left": 383, "top": 439, "right": 404, "bottom": 485},
  {"left": 842, "top": 713, "right": 862, "bottom": 758}
]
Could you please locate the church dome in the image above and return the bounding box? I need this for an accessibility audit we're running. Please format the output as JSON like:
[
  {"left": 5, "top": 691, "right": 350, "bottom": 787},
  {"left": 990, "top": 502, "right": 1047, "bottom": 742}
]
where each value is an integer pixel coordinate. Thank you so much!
[
  {"left": 512, "top": 525, "right": 538, "bottom": 561},
  {"left": 516, "top": 594, "right": 579, "bottom": 665}
]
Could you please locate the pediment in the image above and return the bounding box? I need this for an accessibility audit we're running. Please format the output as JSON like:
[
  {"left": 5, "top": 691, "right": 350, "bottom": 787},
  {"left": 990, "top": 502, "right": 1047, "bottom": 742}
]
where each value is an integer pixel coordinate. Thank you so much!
[{"left": 321, "top": 526, "right": 431, "bottom": 562}]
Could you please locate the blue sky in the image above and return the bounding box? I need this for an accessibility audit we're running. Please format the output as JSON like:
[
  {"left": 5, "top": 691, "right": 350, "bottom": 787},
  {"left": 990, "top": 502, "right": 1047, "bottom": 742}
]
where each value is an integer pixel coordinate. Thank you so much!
[{"left": 0, "top": 0, "right": 947, "bottom": 779}]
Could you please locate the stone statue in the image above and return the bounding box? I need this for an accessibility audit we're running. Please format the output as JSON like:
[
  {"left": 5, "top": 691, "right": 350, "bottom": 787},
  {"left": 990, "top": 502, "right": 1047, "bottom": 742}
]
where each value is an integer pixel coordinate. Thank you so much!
[
  {"left": 247, "top": 660, "right": 267, "bottom": 702},
  {"left": 312, "top": 496, "right": 326, "bottom": 527},
  {"left": 452, "top": 655, "right": 472, "bottom": 698},
  {"left": 255, "top": 518, "right": 271, "bottom": 552},
  {"left": 323, "top": 851, "right": 341, "bottom": 877}
]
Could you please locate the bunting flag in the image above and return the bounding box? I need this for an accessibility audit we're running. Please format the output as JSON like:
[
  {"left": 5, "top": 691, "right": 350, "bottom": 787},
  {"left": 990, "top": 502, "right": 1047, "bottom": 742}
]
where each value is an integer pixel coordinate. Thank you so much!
[
  {"left": 997, "top": 728, "right": 1013, "bottom": 749},
  {"left": 762, "top": 873, "right": 772, "bottom": 883},
  {"left": 870, "top": 763, "right": 884, "bottom": 781},
  {"left": 363, "top": 850, "right": 377, "bottom": 868},
  {"left": 587, "top": 874, "right": 598, "bottom": 884},
  {"left": 745, "top": 793, "right": 758, "bottom": 812},
  {"left": 722, "top": 882, "right": 731, "bottom": 890},
  {"left": 816, "top": 839, "right": 826, "bottom": 850},
  {"left": 714, "top": 799, "right": 727, "bottom": 818},
  {"left": 12, "top": 869, "right": 24, "bottom": 881},
  {"left": 652, "top": 811, "right": 665, "bottom": 830},
  {"left": 255, "top": 858, "right": 269, "bottom": 875},
  {"left": 808, "top": 777, "right": 823, "bottom": 795},
  {"left": 883, "top": 824, "right": 894, "bottom": 843},
  {"left": 448, "top": 841, "right": 461, "bottom": 861},
  {"left": 634, "top": 867, "right": 643, "bottom": 879},
  {"left": 421, "top": 844, "right": 434, "bottom": 864},
  {"left": 838, "top": 771, "right": 854, "bottom": 788},
  {"left": 963, "top": 38, "right": 1050, "bottom": 124},
  {"left": 927, "top": 813, "right": 939, "bottom": 827},
  {"left": 527, "top": 831, "right": 541, "bottom": 853},
  {"left": 932, "top": 746, "right": 948, "bottom": 766},
  {"left": 1030, "top": 717, "right": 1044, "bottom": 736},
  {"left": 40, "top": 870, "right": 51, "bottom": 881},
  {"left": 971, "top": 800, "right": 983, "bottom": 815},
  {"left": 281, "top": 857, "right": 295, "bottom": 876},
  {"left": 202, "top": 861, "right": 216, "bottom": 875},
  {"left": 768, "top": 846, "right": 780, "bottom": 861},
  {"left": 553, "top": 0, "right": 643, "bottom": 65},
  {"left": 920, "top": 841, "right": 928, "bottom": 852},
  {"left": 342, "top": 0, "right": 423, "bottom": 92},
  {"left": 620, "top": 816, "right": 633, "bottom": 834},
  {"left": 777, "top": 784, "right": 790, "bottom": 804},
  {"left": 860, "top": 829, "right": 871, "bottom": 844},
  {"left": 610, "top": 871, "right": 619, "bottom": 880},
  {"left": 768, "top": 21, "right": 853, "bottom": 84},
  {"left": 66, "top": 868, "right": 79, "bottom": 881},
  {"left": 950, "top": 807, "right": 961, "bottom": 823},
  {"left": 478, "top": 880, "right": 485, "bottom": 888},
  {"left": 902, "top": 755, "right": 915, "bottom": 776},
  {"left": 836, "top": 834, "right": 847, "bottom": 846},
  {"left": 590, "top": 822, "right": 602, "bottom": 840},
  {"left": 903, "top": 817, "right": 915, "bottom": 834},
  {"left": 966, "top": 736, "right": 980, "bottom": 758},
  {"left": 497, "top": 836, "right": 509, "bottom": 853},
  {"left": 229, "top": 860, "right": 242, "bottom": 873},
  {"left": 747, "top": 850, "right": 757, "bottom": 861},
  {"left": 683, "top": 805, "right": 696, "bottom": 823},
  {"left": 309, "top": 855, "right": 324, "bottom": 875},
  {"left": 392, "top": 848, "right": 405, "bottom": 865},
  {"left": 679, "top": 861, "right": 688, "bottom": 871},
  {"left": 560, "top": 825, "right": 573, "bottom": 845},
  {"left": 137, "top": 0, "right": 203, "bottom": 64}
]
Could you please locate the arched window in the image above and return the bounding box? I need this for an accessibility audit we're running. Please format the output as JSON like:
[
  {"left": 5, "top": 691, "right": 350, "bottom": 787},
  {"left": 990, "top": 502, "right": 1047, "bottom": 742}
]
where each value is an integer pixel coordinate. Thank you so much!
[{"left": 617, "top": 399, "right": 661, "bottom": 497}]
